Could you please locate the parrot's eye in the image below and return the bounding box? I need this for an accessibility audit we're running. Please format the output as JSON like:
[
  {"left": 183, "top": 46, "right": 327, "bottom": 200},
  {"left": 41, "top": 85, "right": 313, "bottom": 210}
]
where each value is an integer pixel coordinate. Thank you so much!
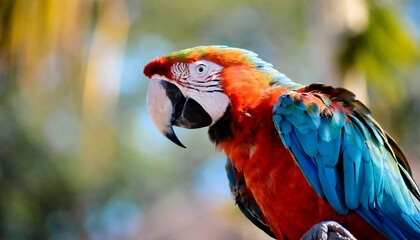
[{"left": 195, "top": 64, "right": 208, "bottom": 76}]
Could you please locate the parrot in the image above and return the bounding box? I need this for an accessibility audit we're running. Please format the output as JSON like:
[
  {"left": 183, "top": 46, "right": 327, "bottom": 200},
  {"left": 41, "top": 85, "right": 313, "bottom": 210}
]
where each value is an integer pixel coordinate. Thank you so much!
[{"left": 143, "top": 45, "right": 420, "bottom": 240}]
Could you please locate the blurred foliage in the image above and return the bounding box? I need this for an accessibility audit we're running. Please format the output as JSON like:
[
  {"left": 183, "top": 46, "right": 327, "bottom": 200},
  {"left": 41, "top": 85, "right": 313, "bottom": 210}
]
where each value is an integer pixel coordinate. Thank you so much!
[
  {"left": 0, "top": 0, "right": 419, "bottom": 239},
  {"left": 338, "top": 1, "right": 419, "bottom": 105}
]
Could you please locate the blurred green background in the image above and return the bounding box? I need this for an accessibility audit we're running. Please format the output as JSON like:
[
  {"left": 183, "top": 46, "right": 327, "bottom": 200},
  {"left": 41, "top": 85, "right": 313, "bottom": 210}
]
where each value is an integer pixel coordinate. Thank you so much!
[{"left": 0, "top": 0, "right": 419, "bottom": 239}]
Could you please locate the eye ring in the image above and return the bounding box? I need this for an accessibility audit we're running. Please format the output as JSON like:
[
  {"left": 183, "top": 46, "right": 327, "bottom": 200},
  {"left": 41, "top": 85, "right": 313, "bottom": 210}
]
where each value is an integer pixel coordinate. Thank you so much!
[{"left": 195, "top": 63, "right": 208, "bottom": 76}]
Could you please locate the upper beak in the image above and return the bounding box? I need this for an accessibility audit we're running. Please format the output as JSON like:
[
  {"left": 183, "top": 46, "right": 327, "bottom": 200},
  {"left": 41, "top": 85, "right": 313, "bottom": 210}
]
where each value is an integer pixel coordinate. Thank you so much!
[{"left": 147, "top": 78, "right": 212, "bottom": 148}]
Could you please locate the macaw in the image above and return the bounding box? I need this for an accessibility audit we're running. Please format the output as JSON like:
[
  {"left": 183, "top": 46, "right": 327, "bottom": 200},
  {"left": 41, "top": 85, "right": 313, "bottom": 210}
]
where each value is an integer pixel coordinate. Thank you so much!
[{"left": 144, "top": 46, "right": 420, "bottom": 240}]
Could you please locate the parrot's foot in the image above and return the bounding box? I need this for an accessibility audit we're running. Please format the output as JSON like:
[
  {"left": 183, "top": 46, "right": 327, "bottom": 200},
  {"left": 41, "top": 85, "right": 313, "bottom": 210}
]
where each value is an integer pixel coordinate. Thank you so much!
[{"left": 301, "top": 221, "right": 357, "bottom": 240}]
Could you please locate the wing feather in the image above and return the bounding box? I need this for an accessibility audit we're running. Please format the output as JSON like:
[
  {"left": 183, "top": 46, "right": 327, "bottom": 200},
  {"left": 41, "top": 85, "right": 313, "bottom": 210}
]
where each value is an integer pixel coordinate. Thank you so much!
[
  {"left": 272, "top": 83, "right": 420, "bottom": 239},
  {"left": 225, "top": 158, "right": 276, "bottom": 238}
]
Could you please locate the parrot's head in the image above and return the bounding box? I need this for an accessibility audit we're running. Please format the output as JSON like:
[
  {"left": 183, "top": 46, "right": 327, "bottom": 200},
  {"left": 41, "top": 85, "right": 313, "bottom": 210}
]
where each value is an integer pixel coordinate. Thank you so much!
[{"left": 144, "top": 45, "right": 294, "bottom": 147}]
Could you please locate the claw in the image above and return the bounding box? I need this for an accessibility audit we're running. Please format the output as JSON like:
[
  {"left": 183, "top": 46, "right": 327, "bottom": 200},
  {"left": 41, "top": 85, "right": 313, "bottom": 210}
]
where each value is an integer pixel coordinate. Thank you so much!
[{"left": 301, "top": 221, "right": 356, "bottom": 240}]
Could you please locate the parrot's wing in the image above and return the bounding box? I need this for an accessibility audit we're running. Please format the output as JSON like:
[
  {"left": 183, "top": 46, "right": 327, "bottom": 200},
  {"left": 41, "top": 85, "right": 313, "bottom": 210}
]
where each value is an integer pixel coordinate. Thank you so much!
[
  {"left": 226, "top": 158, "right": 276, "bottom": 238},
  {"left": 272, "top": 84, "right": 420, "bottom": 239}
]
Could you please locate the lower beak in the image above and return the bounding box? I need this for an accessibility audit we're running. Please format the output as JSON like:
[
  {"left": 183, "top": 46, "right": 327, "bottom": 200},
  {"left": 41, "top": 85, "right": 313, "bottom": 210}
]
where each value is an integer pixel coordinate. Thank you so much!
[{"left": 147, "top": 79, "right": 212, "bottom": 148}]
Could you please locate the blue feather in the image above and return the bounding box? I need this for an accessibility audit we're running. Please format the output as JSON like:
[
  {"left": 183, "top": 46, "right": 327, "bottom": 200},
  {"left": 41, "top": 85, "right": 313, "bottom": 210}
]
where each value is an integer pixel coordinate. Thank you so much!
[
  {"left": 294, "top": 125, "right": 318, "bottom": 157},
  {"left": 343, "top": 149, "right": 362, "bottom": 208},
  {"left": 318, "top": 164, "right": 348, "bottom": 214}
]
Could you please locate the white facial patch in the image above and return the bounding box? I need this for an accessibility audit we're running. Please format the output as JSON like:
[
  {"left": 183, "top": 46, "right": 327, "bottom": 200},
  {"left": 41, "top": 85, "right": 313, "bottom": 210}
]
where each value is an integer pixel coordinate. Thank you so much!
[{"left": 175, "top": 60, "right": 230, "bottom": 125}]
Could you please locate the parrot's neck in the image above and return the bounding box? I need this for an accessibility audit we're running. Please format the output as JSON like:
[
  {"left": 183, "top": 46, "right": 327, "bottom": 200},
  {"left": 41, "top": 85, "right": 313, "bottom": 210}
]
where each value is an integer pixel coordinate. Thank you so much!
[
  {"left": 210, "top": 66, "right": 300, "bottom": 168},
  {"left": 208, "top": 85, "right": 290, "bottom": 169}
]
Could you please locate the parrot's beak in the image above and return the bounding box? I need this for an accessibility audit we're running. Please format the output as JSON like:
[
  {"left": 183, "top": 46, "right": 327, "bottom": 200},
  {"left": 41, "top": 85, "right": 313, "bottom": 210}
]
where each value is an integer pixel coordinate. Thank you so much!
[{"left": 147, "top": 78, "right": 212, "bottom": 148}]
